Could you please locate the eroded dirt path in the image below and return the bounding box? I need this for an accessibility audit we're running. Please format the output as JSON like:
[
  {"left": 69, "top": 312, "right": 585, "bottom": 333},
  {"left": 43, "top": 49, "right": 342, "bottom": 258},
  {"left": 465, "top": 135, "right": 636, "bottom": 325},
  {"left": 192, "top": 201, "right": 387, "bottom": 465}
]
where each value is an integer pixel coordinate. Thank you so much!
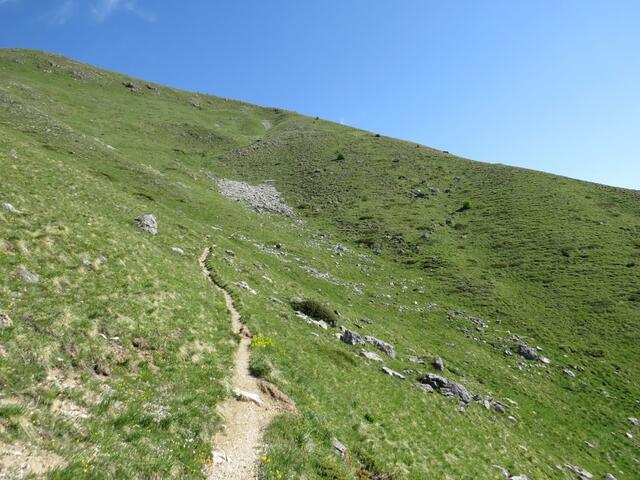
[{"left": 199, "top": 247, "right": 294, "bottom": 480}]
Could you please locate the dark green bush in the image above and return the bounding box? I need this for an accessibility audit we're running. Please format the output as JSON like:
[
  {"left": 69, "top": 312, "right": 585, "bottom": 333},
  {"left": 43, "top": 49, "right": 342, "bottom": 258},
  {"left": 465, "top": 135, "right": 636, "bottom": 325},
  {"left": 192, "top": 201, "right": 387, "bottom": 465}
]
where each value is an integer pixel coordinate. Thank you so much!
[
  {"left": 291, "top": 298, "right": 338, "bottom": 326},
  {"left": 459, "top": 201, "right": 472, "bottom": 211},
  {"left": 335, "top": 151, "right": 346, "bottom": 161}
]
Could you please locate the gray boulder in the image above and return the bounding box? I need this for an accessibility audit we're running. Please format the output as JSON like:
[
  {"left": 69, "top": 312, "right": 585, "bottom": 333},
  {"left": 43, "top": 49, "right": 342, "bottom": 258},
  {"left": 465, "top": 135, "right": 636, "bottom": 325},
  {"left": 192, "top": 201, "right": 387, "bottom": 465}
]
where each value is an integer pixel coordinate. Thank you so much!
[
  {"left": 135, "top": 214, "right": 158, "bottom": 235},
  {"left": 364, "top": 335, "right": 396, "bottom": 358},
  {"left": 17, "top": 266, "right": 39, "bottom": 284},
  {"left": 360, "top": 351, "right": 383, "bottom": 362},
  {"left": 340, "top": 328, "right": 364, "bottom": 345},
  {"left": 416, "top": 382, "right": 434, "bottom": 393},
  {"left": 419, "top": 373, "right": 473, "bottom": 404},
  {"left": 516, "top": 344, "right": 540, "bottom": 361}
]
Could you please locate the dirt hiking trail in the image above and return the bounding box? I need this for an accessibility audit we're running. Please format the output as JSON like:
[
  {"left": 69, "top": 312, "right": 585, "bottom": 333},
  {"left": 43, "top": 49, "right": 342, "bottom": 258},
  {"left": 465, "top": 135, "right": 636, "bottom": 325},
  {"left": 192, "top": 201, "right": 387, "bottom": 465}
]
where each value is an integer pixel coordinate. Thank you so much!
[{"left": 199, "top": 247, "right": 295, "bottom": 480}]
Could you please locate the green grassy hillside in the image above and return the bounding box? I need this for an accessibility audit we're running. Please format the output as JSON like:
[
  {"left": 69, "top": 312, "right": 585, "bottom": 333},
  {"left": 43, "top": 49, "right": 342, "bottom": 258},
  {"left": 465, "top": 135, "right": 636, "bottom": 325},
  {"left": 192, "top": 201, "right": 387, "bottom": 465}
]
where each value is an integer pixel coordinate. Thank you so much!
[{"left": 1, "top": 49, "right": 638, "bottom": 479}]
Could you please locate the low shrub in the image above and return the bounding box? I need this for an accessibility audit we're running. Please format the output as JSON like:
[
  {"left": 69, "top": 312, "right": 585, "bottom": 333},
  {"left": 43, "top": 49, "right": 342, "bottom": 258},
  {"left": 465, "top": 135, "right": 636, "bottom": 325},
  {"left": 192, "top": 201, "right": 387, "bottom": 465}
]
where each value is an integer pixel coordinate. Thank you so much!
[{"left": 291, "top": 298, "right": 338, "bottom": 326}]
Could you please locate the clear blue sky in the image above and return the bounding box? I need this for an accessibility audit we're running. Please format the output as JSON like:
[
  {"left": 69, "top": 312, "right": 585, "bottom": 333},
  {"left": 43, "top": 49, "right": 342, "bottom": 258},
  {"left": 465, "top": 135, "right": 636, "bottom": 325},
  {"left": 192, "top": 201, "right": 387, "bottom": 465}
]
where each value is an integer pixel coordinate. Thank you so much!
[{"left": 1, "top": 1, "right": 639, "bottom": 189}]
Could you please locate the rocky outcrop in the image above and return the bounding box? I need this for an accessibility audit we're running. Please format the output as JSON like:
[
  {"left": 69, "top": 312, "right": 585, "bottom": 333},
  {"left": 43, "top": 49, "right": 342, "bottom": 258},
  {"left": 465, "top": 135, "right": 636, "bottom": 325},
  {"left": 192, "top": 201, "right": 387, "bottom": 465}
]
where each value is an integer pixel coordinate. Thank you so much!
[
  {"left": 135, "top": 214, "right": 158, "bottom": 235},
  {"left": 419, "top": 373, "right": 473, "bottom": 404}
]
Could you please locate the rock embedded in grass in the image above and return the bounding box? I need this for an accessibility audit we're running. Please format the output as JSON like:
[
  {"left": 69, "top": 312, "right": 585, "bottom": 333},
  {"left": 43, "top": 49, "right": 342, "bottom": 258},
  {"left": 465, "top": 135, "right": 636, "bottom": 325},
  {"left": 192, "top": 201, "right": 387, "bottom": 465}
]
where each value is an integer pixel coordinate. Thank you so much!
[
  {"left": 340, "top": 328, "right": 364, "bottom": 345},
  {"left": 381, "top": 366, "right": 405, "bottom": 379},
  {"left": 17, "top": 266, "right": 39, "bottom": 284},
  {"left": 363, "top": 335, "right": 396, "bottom": 358},
  {"left": 0, "top": 312, "right": 12, "bottom": 328},
  {"left": 360, "top": 351, "right": 383, "bottom": 362},
  {"left": 564, "top": 464, "right": 593, "bottom": 479},
  {"left": 331, "top": 437, "right": 347, "bottom": 458},
  {"left": 135, "top": 214, "right": 158, "bottom": 235},
  {"left": 2, "top": 202, "right": 21, "bottom": 214},
  {"left": 419, "top": 373, "right": 473, "bottom": 404}
]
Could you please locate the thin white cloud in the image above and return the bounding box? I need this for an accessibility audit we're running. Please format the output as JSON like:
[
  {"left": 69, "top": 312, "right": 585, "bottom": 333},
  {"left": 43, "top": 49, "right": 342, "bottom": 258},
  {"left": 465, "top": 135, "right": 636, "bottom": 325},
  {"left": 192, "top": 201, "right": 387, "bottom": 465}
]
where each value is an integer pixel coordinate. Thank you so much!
[
  {"left": 90, "top": 0, "right": 120, "bottom": 23},
  {"left": 50, "top": 0, "right": 76, "bottom": 25},
  {"left": 37, "top": 0, "right": 155, "bottom": 26},
  {"left": 90, "top": 0, "right": 155, "bottom": 23}
]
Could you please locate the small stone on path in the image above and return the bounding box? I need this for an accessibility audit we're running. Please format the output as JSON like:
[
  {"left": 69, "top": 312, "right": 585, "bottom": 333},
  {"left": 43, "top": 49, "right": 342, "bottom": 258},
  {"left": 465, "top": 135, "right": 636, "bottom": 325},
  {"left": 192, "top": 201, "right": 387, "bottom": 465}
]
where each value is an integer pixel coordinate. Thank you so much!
[{"left": 233, "top": 388, "right": 263, "bottom": 406}]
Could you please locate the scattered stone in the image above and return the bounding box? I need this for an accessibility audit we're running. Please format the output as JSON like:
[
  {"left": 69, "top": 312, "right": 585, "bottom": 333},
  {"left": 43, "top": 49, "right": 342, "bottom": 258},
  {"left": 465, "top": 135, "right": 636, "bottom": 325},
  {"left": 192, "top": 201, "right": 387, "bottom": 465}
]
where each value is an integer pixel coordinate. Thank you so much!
[
  {"left": 625, "top": 432, "right": 633, "bottom": 439},
  {"left": 360, "top": 351, "right": 384, "bottom": 362},
  {"left": 562, "top": 368, "right": 576, "bottom": 378},
  {"left": 17, "top": 266, "right": 39, "bottom": 284},
  {"left": 508, "top": 415, "right": 517, "bottom": 423},
  {"left": 381, "top": 366, "right": 405, "bottom": 379},
  {"left": 236, "top": 281, "right": 257, "bottom": 295},
  {"left": 491, "top": 401, "right": 508, "bottom": 413},
  {"left": 233, "top": 388, "right": 263, "bottom": 406},
  {"left": 331, "top": 437, "right": 348, "bottom": 458},
  {"left": 413, "top": 189, "right": 427, "bottom": 198},
  {"left": 416, "top": 382, "right": 434, "bottom": 393},
  {"left": 340, "top": 328, "right": 365, "bottom": 345},
  {"left": 509, "top": 476, "right": 530, "bottom": 480},
  {"left": 171, "top": 247, "right": 185, "bottom": 255},
  {"left": 364, "top": 335, "right": 396, "bottom": 358},
  {"left": 212, "top": 450, "right": 228, "bottom": 465},
  {"left": 564, "top": 464, "right": 593, "bottom": 479},
  {"left": 135, "top": 214, "right": 158, "bottom": 235},
  {"left": 122, "top": 81, "right": 137, "bottom": 90},
  {"left": 419, "top": 373, "right": 473, "bottom": 403},
  {"left": 262, "top": 119, "right": 271, "bottom": 130},
  {"left": 628, "top": 417, "right": 639, "bottom": 427},
  {"left": 433, "top": 356, "right": 445, "bottom": 370},
  {"left": 9, "top": 148, "right": 17, "bottom": 158},
  {"left": 0, "top": 312, "right": 12, "bottom": 328},
  {"left": 217, "top": 178, "right": 296, "bottom": 216},
  {"left": 407, "top": 355, "right": 425, "bottom": 364},
  {"left": 294, "top": 311, "right": 328, "bottom": 329},
  {"left": 2, "top": 202, "right": 21, "bottom": 214},
  {"left": 605, "top": 474, "right": 617, "bottom": 480},
  {"left": 491, "top": 465, "right": 510, "bottom": 478},
  {"left": 516, "top": 344, "right": 541, "bottom": 361}
]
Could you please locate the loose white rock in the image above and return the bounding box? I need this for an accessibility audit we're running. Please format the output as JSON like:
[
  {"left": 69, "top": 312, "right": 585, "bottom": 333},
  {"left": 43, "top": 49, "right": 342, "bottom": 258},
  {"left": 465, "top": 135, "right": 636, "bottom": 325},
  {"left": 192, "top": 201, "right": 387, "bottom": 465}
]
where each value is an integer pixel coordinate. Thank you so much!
[
  {"left": 232, "top": 388, "right": 263, "bottom": 406},
  {"left": 2, "top": 202, "right": 21, "bottom": 214},
  {"left": 381, "top": 366, "right": 405, "bottom": 379}
]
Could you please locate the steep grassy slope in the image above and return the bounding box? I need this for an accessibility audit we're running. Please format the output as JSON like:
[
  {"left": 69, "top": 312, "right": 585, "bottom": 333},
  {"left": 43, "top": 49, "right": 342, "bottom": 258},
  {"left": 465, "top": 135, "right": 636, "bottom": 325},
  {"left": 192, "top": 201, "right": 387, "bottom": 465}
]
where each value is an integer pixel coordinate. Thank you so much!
[{"left": 0, "top": 49, "right": 638, "bottom": 479}]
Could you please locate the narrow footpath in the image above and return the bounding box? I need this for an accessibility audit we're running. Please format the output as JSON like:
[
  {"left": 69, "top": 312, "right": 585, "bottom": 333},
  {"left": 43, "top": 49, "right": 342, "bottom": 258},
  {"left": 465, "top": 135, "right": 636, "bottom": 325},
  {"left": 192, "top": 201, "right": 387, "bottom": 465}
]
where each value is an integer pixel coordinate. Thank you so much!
[{"left": 199, "top": 247, "right": 293, "bottom": 480}]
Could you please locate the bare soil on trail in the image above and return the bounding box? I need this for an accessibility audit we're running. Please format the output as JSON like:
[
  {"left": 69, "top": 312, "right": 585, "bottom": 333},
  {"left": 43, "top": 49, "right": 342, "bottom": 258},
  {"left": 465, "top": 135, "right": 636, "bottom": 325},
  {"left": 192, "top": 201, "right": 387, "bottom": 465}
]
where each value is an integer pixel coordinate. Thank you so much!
[{"left": 200, "top": 248, "right": 295, "bottom": 480}]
